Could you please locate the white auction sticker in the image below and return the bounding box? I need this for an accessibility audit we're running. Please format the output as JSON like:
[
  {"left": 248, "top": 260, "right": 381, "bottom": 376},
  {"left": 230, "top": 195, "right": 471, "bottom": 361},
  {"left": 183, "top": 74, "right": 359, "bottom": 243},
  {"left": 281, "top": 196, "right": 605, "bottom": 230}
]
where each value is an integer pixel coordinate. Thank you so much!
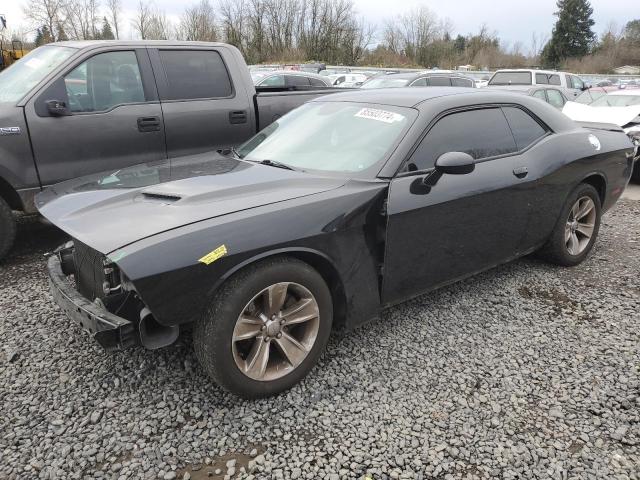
[
  {"left": 24, "top": 58, "right": 44, "bottom": 69},
  {"left": 355, "top": 108, "right": 404, "bottom": 124}
]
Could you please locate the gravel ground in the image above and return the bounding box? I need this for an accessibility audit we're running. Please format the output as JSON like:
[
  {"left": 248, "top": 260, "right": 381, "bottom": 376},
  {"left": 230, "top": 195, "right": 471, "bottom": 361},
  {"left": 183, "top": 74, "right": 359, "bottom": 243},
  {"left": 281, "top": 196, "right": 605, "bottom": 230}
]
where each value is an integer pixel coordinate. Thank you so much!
[{"left": 1, "top": 200, "right": 639, "bottom": 480}]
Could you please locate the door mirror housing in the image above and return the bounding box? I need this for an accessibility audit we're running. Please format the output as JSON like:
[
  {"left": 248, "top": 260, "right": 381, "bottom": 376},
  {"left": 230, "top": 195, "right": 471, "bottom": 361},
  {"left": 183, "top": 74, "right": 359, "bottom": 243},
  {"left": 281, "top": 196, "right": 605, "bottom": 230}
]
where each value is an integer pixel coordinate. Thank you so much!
[
  {"left": 46, "top": 99, "right": 71, "bottom": 117},
  {"left": 435, "top": 151, "right": 475, "bottom": 175},
  {"left": 582, "top": 82, "right": 591, "bottom": 91}
]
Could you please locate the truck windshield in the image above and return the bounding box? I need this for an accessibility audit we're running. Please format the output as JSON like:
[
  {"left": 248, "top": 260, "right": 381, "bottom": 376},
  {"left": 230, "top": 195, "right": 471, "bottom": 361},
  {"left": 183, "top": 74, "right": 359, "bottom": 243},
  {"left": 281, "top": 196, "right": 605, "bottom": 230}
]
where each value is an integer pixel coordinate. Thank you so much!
[
  {"left": 0, "top": 46, "right": 75, "bottom": 103},
  {"left": 237, "top": 102, "right": 416, "bottom": 174},
  {"left": 489, "top": 72, "right": 532, "bottom": 86}
]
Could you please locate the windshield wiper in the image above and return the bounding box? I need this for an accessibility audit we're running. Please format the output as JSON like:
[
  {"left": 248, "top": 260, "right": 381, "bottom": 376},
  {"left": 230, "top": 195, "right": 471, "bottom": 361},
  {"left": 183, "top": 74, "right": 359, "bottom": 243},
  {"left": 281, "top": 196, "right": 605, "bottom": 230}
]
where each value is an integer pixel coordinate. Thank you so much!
[{"left": 259, "top": 159, "right": 296, "bottom": 171}]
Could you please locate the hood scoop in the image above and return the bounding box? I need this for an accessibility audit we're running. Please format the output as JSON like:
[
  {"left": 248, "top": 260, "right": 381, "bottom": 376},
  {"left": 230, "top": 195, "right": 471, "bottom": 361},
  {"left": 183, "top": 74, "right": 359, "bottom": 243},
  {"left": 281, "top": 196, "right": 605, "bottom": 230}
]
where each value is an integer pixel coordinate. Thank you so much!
[{"left": 141, "top": 192, "right": 182, "bottom": 203}]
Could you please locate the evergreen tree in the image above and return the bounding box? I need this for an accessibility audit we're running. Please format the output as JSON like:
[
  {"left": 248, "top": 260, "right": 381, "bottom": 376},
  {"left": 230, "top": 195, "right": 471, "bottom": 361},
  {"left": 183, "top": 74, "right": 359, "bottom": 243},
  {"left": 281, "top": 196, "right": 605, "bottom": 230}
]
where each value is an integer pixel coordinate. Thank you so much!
[
  {"left": 625, "top": 19, "right": 640, "bottom": 46},
  {"left": 57, "top": 22, "right": 69, "bottom": 41},
  {"left": 101, "top": 17, "right": 115, "bottom": 40},
  {"left": 36, "top": 26, "right": 54, "bottom": 45},
  {"left": 542, "top": 0, "right": 595, "bottom": 68},
  {"left": 453, "top": 35, "right": 466, "bottom": 54},
  {"left": 34, "top": 28, "right": 44, "bottom": 47}
]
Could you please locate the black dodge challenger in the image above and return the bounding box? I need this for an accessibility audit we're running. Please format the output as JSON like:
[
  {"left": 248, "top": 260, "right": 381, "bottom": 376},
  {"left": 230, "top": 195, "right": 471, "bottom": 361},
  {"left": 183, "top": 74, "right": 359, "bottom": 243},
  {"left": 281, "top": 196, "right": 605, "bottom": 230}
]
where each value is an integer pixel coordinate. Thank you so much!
[{"left": 38, "top": 88, "right": 636, "bottom": 398}]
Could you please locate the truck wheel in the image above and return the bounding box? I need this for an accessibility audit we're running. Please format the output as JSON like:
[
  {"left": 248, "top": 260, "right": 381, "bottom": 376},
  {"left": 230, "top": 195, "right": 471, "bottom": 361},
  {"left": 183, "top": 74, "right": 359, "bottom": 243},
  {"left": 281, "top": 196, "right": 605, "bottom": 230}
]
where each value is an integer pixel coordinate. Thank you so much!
[
  {"left": 194, "top": 256, "right": 333, "bottom": 398},
  {"left": 0, "top": 197, "right": 16, "bottom": 262},
  {"left": 538, "top": 183, "right": 601, "bottom": 266}
]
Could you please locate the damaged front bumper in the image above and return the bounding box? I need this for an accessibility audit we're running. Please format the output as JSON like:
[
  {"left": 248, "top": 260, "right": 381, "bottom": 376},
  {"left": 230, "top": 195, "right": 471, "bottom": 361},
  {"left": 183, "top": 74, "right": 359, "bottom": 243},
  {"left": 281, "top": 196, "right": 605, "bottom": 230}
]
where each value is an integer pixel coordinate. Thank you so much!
[{"left": 47, "top": 254, "right": 136, "bottom": 350}]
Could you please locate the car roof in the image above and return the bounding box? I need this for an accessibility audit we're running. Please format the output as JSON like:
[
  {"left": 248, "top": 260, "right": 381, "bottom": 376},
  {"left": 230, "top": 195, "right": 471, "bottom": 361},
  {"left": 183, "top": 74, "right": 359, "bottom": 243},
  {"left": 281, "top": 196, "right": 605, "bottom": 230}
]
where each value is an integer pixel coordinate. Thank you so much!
[
  {"left": 608, "top": 90, "right": 640, "bottom": 96},
  {"left": 494, "top": 69, "right": 568, "bottom": 75},
  {"left": 260, "top": 70, "right": 327, "bottom": 78},
  {"left": 381, "top": 72, "right": 469, "bottom": 81},
  {"left": 310, "top": 87, "right": 549, "bottom": 108},
  {"left": 484, "top": 85, "right": 534, "bottom": 93},
  {"left": 51, "top": 40, "right": 230, "bottom": 49}
]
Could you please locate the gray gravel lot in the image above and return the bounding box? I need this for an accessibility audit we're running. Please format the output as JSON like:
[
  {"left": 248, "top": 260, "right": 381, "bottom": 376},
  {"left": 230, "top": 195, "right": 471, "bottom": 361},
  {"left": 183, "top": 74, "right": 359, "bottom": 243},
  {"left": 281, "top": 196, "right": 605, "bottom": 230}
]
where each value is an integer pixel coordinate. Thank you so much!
[{"left": 1, "top": 199, "right": 639, "bottom": 480}]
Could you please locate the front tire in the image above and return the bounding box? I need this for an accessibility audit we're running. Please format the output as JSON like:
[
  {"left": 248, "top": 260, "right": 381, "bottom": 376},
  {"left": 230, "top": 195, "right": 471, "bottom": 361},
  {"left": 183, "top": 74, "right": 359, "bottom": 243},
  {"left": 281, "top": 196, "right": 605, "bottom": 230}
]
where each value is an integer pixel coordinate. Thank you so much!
[
  {"left": 194, "top": 257, "right": 333, "bottom": 398},
  {"left": 0, "top": 197, "right": 16, "bottom": 262},
  {"left": 538, "top": 183, "right": 601, "bottom": 266}
]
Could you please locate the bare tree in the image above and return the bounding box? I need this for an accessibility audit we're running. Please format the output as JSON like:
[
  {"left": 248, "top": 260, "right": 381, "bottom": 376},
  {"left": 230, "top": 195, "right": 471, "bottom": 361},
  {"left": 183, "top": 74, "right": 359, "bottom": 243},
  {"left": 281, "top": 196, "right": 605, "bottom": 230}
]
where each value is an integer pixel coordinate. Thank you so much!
[
  {"left": 106, "top": 0, "right": 121, "bottom": 39},
  {"left": 146, "top": 9, "right": 173, "bottom": 40},
  {"left": 64, "top": 0, "right": 101, "bottom": 40},
  {"left": 22, "top": 0, "right": 66, "bottom": 42},
  {"left": 178, "top": 0, "right": 217, "bottom": 41},
  {"left": 132, "top": 0, "right": 152, "bottom": 39}
]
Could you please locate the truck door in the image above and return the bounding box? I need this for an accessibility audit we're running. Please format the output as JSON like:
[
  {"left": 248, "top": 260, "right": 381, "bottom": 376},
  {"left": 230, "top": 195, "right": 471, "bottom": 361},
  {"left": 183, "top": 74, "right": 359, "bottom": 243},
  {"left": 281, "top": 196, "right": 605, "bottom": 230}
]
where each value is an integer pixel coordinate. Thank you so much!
[
  {"left": 148, "top": 47, "right": 254, "bottom": 158},
  {"left": 25, "top": 47, "right": 166, "bottom": 186}
]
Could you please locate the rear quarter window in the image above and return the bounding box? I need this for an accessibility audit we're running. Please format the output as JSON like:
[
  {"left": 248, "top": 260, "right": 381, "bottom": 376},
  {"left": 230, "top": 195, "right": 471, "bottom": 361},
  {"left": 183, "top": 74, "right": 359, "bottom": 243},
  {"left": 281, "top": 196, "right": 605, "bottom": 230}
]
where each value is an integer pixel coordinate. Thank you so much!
[
  {"left": 502, "top": 106, "right": 547, "bottom": 150},
  {"left": 159, "top": 50, "right": 233, "bottom": 100}
]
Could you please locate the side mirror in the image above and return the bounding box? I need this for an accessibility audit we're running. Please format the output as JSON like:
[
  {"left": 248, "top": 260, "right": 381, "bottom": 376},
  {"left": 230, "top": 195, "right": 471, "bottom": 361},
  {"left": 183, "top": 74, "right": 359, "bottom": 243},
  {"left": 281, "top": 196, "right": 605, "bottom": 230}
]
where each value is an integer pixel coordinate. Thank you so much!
[
  {"left": 46, "top": 99, "right": 71, "bottom": 116},
  {"left": 582, "top": 83, "right": 591, "bottom": 91},
  {"left": 435, "top": 151, "right": 475, "bottom": 175}
]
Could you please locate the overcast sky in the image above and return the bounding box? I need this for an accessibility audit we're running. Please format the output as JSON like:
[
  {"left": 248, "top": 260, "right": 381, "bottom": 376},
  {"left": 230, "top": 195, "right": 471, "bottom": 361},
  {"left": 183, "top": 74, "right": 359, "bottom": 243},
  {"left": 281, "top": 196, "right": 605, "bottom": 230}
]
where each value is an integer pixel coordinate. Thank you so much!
[{"left": 1, "top": 0, "right": 636, "bottom": 50}]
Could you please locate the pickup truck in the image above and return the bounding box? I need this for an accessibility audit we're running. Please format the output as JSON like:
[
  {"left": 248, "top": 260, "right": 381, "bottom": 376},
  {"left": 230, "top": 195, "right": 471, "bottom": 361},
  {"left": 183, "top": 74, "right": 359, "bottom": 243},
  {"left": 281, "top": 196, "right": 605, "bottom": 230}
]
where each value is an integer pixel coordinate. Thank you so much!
[
  {"left": 0, "top": 40, "right": 337, "bottom": 260},
  {"left": 487, "top": 69, "right": 589, "bottom": 99}
]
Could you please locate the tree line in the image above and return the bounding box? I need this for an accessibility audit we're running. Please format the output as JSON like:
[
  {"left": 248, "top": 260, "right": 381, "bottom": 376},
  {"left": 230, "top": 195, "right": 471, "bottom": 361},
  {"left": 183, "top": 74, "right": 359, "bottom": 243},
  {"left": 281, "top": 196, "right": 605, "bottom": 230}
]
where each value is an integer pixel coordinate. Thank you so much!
[{"left": 16, "top": 0, "right": 640, "bottom": 73}]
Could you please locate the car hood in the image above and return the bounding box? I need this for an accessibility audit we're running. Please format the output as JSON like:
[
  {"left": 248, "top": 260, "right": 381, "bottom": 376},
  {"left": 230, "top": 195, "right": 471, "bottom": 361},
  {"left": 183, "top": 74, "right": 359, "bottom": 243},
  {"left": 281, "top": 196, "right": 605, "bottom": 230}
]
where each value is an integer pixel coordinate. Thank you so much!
[
  {"left": 563, "top": 101, "right": 640, "bottom": 127},
  {"left": 36, "top": 152, "right": 347, "bottom": 254}
]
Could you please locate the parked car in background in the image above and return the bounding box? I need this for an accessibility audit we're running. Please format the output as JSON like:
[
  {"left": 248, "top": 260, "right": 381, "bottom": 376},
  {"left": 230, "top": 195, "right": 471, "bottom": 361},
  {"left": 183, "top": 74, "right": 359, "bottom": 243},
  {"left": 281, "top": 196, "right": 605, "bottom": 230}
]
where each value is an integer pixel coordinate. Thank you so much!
[
  {"left": 485, "top": 85, "right": 569, "bottom": 109},
  {"left": 328, "top": 73, "right": 368, "bottom": 87},
  {"left": 361, "top": 72, "right": 475, "bottom": 89},
  {"left": 0, "top": 41, "right": 339, "bottom": 261},
  {"left": 563, "top": 90, "right": 640, "bottom": 179},
  {"left": 488, "top": 69, "right": 587, "bottom": 98},
  {"left": 475, "top": 75, "right": 490, "bottom": 88},
  {"left": 40, "top": 88, "right": 634, "bottom": 398},
  {"left": 319, "top": 67, "right": 351, "bottom": 76},
  {"left": 283, "top": 63, "right": 326, "bottom": 74},
  {"left": 251, "top": 70, "right": 333, "bottom": 88}
]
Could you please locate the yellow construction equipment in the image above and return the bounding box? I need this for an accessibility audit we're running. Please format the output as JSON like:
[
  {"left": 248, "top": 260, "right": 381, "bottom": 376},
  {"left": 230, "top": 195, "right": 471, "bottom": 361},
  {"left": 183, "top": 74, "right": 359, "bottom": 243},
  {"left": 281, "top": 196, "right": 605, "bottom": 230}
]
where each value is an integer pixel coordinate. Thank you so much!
[{"left": 1, "top": 40, "right": 28, "bottom": 71}]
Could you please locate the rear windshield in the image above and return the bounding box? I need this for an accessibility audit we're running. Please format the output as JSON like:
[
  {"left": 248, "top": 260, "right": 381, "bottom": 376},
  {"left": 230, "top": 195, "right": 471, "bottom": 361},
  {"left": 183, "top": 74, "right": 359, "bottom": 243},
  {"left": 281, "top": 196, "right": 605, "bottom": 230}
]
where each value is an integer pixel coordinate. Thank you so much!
[
  {"left": 489, "top": 72, "right": 532, "bottom": 86},
  {"left": 575, "top": 89, "right": 606, "bottom": 104},
  {"left": 591, "top": 94, "right": 640, "bottom": 107}
]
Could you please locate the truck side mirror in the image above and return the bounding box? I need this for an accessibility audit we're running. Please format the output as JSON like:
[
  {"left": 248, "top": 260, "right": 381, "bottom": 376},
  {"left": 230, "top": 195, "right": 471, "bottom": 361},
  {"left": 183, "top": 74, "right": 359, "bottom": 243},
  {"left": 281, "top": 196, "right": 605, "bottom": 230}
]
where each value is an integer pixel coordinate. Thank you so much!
[
  {"left": 435, "top": 151, "right": 475, "bottom": 175},
  {"left": 46, "top": 99, "right": 71, "bottom": 117}
]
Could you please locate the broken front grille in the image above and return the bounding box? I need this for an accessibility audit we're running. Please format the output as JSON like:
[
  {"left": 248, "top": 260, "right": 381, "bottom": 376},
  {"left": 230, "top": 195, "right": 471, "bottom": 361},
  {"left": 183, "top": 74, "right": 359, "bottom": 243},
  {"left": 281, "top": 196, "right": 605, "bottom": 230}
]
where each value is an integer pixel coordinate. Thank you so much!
[{"left": 72, "top": 239, "right": 108, "bottom": 302}]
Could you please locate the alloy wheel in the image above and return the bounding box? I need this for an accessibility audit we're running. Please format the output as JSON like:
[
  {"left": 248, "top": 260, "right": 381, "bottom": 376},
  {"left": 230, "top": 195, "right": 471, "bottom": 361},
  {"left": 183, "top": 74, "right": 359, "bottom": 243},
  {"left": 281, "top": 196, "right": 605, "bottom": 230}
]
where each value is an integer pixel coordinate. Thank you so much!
[
  {"left": 232, "top": 282, "right": 320, "bottom": 381},
  {"left": 565, "top": 196, "right": 596, "bottom": 256}
]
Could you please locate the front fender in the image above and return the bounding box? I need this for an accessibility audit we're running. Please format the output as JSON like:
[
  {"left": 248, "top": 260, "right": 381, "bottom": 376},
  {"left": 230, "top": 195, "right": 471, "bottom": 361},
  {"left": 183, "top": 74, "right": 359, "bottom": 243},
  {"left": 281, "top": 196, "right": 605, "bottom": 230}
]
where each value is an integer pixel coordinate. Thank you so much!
[{"left": 112, "top": 182, "right": 388, "bottom": 329}]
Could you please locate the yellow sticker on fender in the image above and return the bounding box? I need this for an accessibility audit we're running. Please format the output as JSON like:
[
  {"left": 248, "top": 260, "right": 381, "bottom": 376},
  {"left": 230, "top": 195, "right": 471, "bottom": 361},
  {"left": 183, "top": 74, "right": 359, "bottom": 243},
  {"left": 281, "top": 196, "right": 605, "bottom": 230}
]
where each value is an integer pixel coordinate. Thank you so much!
[{"left": 198, "top": 245, "right": 228, "bottom": 265}]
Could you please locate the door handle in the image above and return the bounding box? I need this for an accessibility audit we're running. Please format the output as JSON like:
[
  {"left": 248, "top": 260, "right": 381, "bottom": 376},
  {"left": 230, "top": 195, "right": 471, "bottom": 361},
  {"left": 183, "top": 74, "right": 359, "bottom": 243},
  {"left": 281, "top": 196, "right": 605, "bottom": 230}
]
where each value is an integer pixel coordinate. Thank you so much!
[
  {"left": 513, "top": 166, "right": 528, "bottom": 179},
  {"left": 229, "top": 110, "right": 248, "bottom": 124},
  {"left": 137, "top": 116, "right": 161, "bottom": 132}
]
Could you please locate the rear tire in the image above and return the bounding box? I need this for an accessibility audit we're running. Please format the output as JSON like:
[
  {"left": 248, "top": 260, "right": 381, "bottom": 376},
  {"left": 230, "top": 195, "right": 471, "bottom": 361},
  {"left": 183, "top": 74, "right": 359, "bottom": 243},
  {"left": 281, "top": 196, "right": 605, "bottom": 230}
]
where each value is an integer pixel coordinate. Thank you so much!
[
  {"left": 194, "top": 256, "right": 333, "bottom": 398},
  {"left": 0, "top": 197, "right": 16, "bottom": 262},
  {"left": 538, "top": 183, "right": 601, "bottom": 266}
]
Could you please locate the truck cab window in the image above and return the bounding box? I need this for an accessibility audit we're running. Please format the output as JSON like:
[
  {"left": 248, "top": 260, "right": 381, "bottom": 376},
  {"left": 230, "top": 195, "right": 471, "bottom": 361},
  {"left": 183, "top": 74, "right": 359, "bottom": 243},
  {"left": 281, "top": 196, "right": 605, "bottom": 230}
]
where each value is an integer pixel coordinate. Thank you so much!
[
  {"left": 64, "top": 51, "right": 145, "bottom": 113},
  {"left": 158, "top": 50, "right": 233, "bottom": 100}
]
